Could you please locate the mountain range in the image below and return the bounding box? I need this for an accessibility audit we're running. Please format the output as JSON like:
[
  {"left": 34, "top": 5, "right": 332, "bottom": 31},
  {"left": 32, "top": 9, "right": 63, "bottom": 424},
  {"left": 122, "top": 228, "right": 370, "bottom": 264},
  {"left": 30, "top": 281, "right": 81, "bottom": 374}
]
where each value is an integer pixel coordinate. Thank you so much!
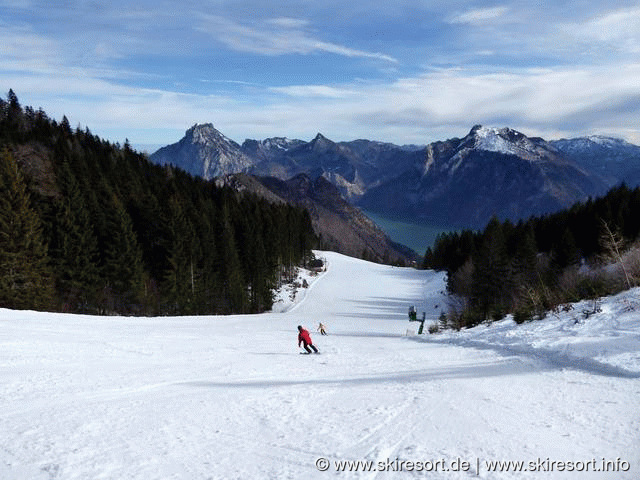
[
  {"left": 150, "top": 124, "right": 640, "bottom": 231},
  {"left": 213, "top": 173, "right": 414, "bottom": 263}
]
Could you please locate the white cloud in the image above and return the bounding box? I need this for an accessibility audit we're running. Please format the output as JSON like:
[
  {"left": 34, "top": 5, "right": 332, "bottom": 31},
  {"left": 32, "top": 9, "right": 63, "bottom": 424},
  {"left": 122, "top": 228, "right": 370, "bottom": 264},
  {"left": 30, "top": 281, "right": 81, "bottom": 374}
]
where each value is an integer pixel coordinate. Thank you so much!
[
  {"left": 196, "top": 15, "right": 397, "bottom": 62},
  {"left": 368, "top": 63, "right": 640, "bottom": 130},
  {"left": 3, "top": 50, "right": 639, "bottom": 147},
  {"left": 584, "top": 7, "right": 640, "bottom": 40},
  {"left": 2, "top": 2, "right": 638, "bottom": 147},
  {"left": 567, "top": 6, "right": 640, "bottom": 54},
  {"left": 265, "top": 17, "right": 310, "bottom": 29},
  {"left": 269, "top": 85, "right": 357, "bottom": 98},
  {"left": 0, "top": 24, "right": 62, "bottom": 73},
  {"left": 449, "top": 6, "right": 510, "bottom": 25},
  {"left": 6, "top": 60, "right": 640, "bottom": 146}
]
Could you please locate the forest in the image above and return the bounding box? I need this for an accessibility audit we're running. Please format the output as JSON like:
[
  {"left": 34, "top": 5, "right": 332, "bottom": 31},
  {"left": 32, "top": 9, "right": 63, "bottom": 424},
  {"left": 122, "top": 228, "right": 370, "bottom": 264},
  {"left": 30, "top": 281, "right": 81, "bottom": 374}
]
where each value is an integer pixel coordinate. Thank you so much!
[
  {"left": 423, "top": 183, "right": 640, "bottom": 328},
  {"left": 0, "top": 90, "right": 317, "bottom": 315}
]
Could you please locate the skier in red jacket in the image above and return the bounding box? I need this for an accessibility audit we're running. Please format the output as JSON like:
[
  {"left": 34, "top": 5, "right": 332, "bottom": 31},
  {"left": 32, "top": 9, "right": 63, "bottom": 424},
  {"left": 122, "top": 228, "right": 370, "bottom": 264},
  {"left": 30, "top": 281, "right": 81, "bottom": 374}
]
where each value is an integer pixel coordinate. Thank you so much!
[{"left": 298, "top": 325, "right": 319, "bottom": 354}]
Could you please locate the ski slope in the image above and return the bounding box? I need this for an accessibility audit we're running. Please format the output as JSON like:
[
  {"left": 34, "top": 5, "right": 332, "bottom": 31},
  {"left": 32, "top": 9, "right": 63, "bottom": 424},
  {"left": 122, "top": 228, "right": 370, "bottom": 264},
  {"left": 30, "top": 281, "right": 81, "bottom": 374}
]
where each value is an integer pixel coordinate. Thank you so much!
[{"left": 1, "top": 251, "right": 639, "bottom": 479}]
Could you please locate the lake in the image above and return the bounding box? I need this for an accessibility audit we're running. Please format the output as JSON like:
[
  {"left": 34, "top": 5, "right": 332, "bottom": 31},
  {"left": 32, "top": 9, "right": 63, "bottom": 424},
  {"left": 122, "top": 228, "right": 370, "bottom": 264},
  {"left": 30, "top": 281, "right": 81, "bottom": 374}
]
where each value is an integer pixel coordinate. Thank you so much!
[{"left": 363, "top": 210, "right": 458, "bottom": 257}]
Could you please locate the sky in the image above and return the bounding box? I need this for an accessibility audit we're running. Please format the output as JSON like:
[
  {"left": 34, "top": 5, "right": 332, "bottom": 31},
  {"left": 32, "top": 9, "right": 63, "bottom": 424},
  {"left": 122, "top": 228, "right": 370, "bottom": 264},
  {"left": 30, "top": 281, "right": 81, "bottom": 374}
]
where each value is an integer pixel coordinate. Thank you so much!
[{"left": 1, "top": 0, "right": 639, "bottom": 150}]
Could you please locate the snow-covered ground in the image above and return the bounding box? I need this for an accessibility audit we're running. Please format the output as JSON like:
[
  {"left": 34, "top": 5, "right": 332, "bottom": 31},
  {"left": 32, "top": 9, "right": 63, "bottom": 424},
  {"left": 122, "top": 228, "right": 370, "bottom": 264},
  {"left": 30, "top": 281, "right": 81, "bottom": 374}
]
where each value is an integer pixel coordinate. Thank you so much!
[{"left": 1, "top": 251, "right": 638, "bottom": 479}]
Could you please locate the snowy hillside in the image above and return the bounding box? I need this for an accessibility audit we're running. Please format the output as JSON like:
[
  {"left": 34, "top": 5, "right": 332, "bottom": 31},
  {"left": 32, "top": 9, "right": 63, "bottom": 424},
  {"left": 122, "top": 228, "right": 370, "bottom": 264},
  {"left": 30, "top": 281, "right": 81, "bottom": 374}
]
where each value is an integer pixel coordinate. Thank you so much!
[
  {"left": 1, "top": 251, "right": 639, "bottom": 479},
  {"left": 472, "top": 125, "right": 551, "bottom": 161}
]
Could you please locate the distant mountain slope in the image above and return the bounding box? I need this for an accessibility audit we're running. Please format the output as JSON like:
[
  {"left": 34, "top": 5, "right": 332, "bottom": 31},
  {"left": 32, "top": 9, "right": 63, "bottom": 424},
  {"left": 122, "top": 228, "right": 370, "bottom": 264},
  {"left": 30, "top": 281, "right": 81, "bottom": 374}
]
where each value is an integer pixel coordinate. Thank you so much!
[
  {"left": 550, "top": 136, "right": 640, "bottom": 188},
  {"left": 245, "top": 133, "right": 423, "bottom": 201},
  {"left": 151, "top": 124, "right": 421, "bottom": 200},
  {"left": 150, "top": 123, "right": 638, "bottom": 229},
  {"left": 215, "top": 173, "right": 415, "bottom": 264},
  {"left": 151, "top": 125, "right": 420, "bottom": 262},
  {"left": 150, "top": 124, "right": 254, "bottom": 179},
  {"left": 358, "top": 126, "right": 609, "bottom": 228}
]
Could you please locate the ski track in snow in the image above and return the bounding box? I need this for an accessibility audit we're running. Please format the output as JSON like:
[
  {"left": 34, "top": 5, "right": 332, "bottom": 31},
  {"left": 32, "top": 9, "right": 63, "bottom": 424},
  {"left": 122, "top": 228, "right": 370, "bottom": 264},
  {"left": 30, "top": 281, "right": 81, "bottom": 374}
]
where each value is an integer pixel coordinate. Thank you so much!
[{"left": 1, "top": 251, "right": 639, "bottom": 479}]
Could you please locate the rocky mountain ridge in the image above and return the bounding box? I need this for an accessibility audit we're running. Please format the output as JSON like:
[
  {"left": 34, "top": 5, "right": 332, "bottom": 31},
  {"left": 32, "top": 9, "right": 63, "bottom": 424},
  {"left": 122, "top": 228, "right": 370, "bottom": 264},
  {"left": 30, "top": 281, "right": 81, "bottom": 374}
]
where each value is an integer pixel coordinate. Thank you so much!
[
  {"left": 550, "top": 135, "right": 640, "bottom": 188},
  {"left": 149, "top": 124, "right": 640, "bottom": 229},
  {"left": 359, "top": 125, "right": 609, "bottom": 227},
  {"left": 151, "top": 124, "right": 254, "bottom": 179},
  {"left": 214, "top": 173, "right": 414, "bottom": 264}
]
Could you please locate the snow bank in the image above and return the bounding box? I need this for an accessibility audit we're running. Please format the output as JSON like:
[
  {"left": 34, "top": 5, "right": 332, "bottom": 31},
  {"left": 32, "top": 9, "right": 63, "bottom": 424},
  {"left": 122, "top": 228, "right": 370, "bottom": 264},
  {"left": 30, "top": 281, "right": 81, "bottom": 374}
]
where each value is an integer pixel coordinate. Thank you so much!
[
  {"left": 426, "top": 288, "right": 640, "bottom": 378},
  {"left": 270, "top": 257, "right": 327, "bottom": 313}
]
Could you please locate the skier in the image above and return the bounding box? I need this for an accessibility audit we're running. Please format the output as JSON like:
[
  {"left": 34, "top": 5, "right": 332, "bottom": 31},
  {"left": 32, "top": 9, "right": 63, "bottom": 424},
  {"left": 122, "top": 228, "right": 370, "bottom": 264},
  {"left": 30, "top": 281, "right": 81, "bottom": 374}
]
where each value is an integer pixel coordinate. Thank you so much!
[
  {"left": 317, "top": 322, "right": 327, "bottom": 335},
  {"left": 298, "top": 325, "right": 319, "bottom": 354}
]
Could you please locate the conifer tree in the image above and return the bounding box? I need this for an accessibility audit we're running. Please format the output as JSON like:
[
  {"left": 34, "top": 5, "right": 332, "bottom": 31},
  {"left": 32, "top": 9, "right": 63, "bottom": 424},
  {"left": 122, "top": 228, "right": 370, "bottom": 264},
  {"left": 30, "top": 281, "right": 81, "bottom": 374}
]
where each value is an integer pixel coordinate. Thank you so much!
[
  {"left": 513, "top": 225, "right": 538, "bottom": 285},
  {"left": 0, "top": 93, "right": 317, "bottom": 315},
  {"left": 0, "top": 149, "right": 53, "bottom": 309},
  {"left": 240, "top": 203, "right": 272, "bottom": 312},
  {"left": 217, "top": 202, "right": 246, "bottom": 313},
  {"left": 1, "top": 90, "right": 26, "bottom": 141},
  {"left": 102, "top": 195, "right": 145, "bottom": 312},
  {"left": 195, "top": 201, "right": 219, "bottom": 314},
  {"left": 50, "top": 160, "right": 101, "bottom": 311},
  {"left": 163, "top": 195, "right": 200, "bottom": 314},
  {"left": 552, "top": 228, "right": 580, "bottom": 270},
  {"left": 472, "top": 217, "right": 510, "bottom": 320}
]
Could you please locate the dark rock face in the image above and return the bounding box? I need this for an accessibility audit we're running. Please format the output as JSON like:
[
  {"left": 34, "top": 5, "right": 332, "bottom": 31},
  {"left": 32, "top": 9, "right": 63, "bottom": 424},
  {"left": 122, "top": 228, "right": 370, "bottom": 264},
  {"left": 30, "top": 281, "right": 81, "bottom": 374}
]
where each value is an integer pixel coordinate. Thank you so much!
[
  {"left": 217, "top": 173, "right": 415, "bottom": 264},
  {"left": 550, "top": 136, "right": 640, "bottom": 188},
  {"left": 357, "top": 126, "right": 609, "bottom": 228},
  {"left": 150, "top": 124, "right": 254, "bottom": 179},
  {"left": 150, "top": 124, "right": 638, "bottom": 230}
]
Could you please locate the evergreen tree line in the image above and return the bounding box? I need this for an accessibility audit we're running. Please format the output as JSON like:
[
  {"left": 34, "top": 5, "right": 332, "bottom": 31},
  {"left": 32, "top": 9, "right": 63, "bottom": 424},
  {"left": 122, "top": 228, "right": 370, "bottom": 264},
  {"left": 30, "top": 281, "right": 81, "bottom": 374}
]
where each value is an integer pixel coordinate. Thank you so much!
[
  {"left": 422, "top": 183, "right": 640, "bottom": 328},
  {"left": 0, "top": 90, "right": 316, "bottom": 315}
]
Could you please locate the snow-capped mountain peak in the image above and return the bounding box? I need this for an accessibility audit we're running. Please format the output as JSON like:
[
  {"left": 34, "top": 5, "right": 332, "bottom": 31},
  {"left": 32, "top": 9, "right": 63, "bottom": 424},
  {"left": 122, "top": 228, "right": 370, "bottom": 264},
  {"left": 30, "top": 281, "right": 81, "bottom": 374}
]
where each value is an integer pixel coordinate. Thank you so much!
[
  {"left": 586, "top": 135, "right": 626, "bottom": 147},
  {"left": 566, "top": 135, "right": 631, "bottom": 151},
  {"left": 310, "top": 132, "right": 335, "bottom": 150},
  {"left": 550, "top": 135, "right": 640, "bottom": 158},
  {"left": 186, "top": 123, "right": 237, "bottom": 148},
  {"left": 467, "top": 125, "right": 555, "bottom": 161},
  {"left": 150, "top": 123, "right": 254, "bottom": 180},
  {"left": 261, "top": 137, "right": 297, "bottom": 151},
  {"left": 475, "top": 126, "right": 516, "bottom": 152}
]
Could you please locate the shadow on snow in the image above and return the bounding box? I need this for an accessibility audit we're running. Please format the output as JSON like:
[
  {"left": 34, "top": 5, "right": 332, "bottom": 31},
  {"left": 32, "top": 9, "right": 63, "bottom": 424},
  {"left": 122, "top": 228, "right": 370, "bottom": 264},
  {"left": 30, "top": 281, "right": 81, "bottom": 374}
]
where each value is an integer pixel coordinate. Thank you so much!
[
  {"left": 178, "top": 357, "right": 539, "bottom": 390},
  {"left": 417, "top": 336, "right": 640, "bottom": 379}
]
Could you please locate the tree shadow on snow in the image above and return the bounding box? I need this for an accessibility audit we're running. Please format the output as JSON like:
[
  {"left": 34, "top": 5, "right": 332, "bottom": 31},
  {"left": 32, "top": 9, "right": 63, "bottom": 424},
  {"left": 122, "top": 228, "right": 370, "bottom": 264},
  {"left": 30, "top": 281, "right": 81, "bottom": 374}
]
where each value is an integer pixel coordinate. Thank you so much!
[
  {"left": 332, "top": 296, "right": 435, "bottom": 321},
  {"left": 177, "top": 358, "right": 537, "bottom": 390},
  {"left": 417, "top": 337, "right": 640, "bottom": 379}
]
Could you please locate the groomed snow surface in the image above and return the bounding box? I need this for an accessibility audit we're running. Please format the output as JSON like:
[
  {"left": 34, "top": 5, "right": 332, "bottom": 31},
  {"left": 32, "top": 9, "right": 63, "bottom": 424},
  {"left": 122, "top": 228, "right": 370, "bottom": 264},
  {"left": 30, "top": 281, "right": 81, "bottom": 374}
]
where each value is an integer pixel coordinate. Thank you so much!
[{"left": 1, "top": 251, "right": 639, "bottom": 479}]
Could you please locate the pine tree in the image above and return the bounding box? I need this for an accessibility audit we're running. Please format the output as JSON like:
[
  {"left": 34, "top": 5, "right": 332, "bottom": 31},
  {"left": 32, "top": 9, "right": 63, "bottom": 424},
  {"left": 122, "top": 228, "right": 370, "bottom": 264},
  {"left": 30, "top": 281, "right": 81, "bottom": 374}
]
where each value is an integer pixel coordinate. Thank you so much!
[
  {"left": 600, "top": 219, "right": 634, "bottom": 289},
  {"left": 4, "top": 89, "right": 26, "bottom": 140},
  {"left": 194, "top": 197, "right": 219, "bottom": 314},
  {"left": 0, "top": 94, "right": 319, "bottom": 315},
  {"left": 240, "top": 203, "right": 272, "bottom": 312},
  {"left": 552, "top": 227, "right": 580, "bottom": 270},
  {"left": 163, "top": 195, "right": 200, "bottom": 314},
  {"left": 513, "top": 225, "right": 538, "bottom": 285},
  {"left": 0, "top": 149, "right": 53, "bottom": 309},
  {"left": 471, "top": 217, "right": 510, "bottom": 321},
  {"left": 50, "top": 160, "right": 101, "bottom": 311},
  {"left": 102, "top": 195, "right": 145, "bottom": 313},
  {"left": 217, "top": 201, "right": 246, "bottom": 313}
]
